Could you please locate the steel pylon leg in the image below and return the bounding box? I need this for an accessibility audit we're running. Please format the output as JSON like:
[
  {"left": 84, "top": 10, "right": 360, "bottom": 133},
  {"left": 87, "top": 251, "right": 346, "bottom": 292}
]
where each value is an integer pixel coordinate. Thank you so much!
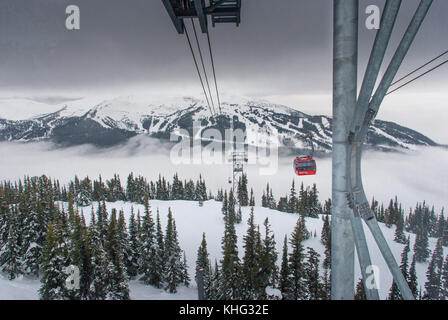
[
  {"left": 347, "top": 143, "right": 380, "bottom": 300},
  {"left": 331, "top": 0, "right": 358, "bottom": 300}
]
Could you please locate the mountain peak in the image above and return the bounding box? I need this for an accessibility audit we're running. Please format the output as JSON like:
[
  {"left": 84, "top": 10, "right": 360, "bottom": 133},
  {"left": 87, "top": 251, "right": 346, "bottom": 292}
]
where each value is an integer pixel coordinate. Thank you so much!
[{"left": 0, "top": 95, "right": 437, "bottom": 151}]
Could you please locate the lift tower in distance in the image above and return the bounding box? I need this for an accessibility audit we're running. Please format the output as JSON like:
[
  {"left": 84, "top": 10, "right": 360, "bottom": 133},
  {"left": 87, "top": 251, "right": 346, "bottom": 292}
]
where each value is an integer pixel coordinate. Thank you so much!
[{"left": 229, "top": 151, "right": 248, "bottom": 195}]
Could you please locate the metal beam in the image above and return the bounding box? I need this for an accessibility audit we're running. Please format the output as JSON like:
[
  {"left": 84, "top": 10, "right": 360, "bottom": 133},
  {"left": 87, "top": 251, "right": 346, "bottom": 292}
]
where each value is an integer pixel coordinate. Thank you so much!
[
  {"left": 161, "top": 0, "right": 184, "bottom": 34},
  {"left": 351, "top": 0, "right": 402, "bottom": 134},
  {"left": 194, "top": 0, "right": 208, "bottom": 33},
  {"left": 368, "top": 0, "right": 433, "bottom": 115},
  {"left": 345, "top": 0, "right": 402, "bottom": 300},
  {"left": 347, "top": 0, "right": 433, "bottom": 300},
  {"left": 206, "top": 0, "right": 227, "bottom": 12},
  {"left": 331, "top": 0, "right": 358, "bottom": 300},
  {"left": 176, "top": 8, "right": 239, "bottom": 18}
]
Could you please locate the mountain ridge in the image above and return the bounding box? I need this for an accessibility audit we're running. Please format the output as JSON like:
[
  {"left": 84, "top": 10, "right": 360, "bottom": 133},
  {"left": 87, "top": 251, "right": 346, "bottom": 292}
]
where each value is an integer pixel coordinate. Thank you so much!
[{"left": 0, "top": 95, "right": 438, "bottom": 152}]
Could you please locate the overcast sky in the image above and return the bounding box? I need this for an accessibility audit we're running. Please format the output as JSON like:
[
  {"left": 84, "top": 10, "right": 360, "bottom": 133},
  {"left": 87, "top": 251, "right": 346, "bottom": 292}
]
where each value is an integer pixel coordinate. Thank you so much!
[{"left": 0, "top": 0, "right": 447, "bottom": 141}]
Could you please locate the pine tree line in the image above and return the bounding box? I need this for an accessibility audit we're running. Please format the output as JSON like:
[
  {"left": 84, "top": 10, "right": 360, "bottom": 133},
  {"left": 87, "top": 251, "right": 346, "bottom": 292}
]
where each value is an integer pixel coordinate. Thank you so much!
[
  {"left": 262, "top": 181, "right": 321, "bottom": 217},
  {"left": 372, "top": 197, "right": 448, "bottom": 248},
  {"left": 2, "top": 174, "right": 448, "bottom": 300},
  {"left": 0, "top": 178, "right": 189, "bottom": 299},
  {"left": 196, "top": 207, "right": 333, "bottom": 300},
  {"left": 0, "top": 173, "right": 210, "bottom": 208}
]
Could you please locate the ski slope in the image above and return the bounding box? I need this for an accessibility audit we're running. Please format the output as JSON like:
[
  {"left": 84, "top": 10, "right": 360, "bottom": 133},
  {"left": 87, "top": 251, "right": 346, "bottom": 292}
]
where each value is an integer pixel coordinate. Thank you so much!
[{"left": 1, "top": 199, "right": 445, "bottom": 300}]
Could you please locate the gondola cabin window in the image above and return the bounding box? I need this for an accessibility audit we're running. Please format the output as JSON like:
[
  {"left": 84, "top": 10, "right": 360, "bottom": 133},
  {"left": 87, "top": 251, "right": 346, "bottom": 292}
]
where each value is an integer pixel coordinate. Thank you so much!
[{"left": 293, "top": 157, "right": 317, "bottom": 176}]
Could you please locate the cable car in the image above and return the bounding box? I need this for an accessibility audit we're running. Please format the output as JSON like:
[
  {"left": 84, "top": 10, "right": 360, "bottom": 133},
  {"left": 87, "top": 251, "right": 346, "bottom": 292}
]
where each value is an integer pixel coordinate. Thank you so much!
[
  {"left": 294, "top": 157, "right": 317, "bottom": 176},
  {"left": 293, "top": 133, "right": 317, "bottom": 176}
]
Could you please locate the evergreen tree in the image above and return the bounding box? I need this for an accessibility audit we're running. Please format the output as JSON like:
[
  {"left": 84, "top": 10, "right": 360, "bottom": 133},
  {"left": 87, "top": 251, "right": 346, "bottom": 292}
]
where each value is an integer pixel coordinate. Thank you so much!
[
  {"left": 96, "top": 200, "right": 109, "bottom": 243},
  {"left": 139, "top": 196, "right": 157, "bottom": 285},
  {"left": 261, "top": 191, "right": 267, "bottom": 208},
  {"left": 152, "top": 209, "right": 165, "bottom": 288},
  {"left": 127, "top": 208, "right": 140, "bottom": 278},
  {"left": 424, "top": 238, "right": 444, "bottom": 300},
  {"left": 219, "top": 200, "right": 240, "bottom": 299},
  {"left": 196, "top": 233, "right": 217, "bottom": 300},
  {"left": 207, "top": 260, "right": 220, "bottom": 300},
  {"left": 260, "top": 217, "right": 278, "bottom": 290},
  {"left": 0, "top": 209, "right": 21, "bottom": 279},
  {"left": 322, "top": 267, "right": 331, "bottom": 300},
  {"left": 414, "top": 230, "right": 430, "bottom": 263},
  {"left": 440, "top": 255, "right": 448, "bottom": 300},
  {"left": 107, "top": 252, "right": 130, "bottom": 300},
  {"left": 171, "top": 173, "right": 184, "bottom": 200},
  {"left": 288, "top": 219, "right": 306, "bottom": 300},
  {"left": 126, "top": 173, "right": 136, "bottom": 202},
  {"left": 196, "top": 233, "right": 210, "bottom": 280},
  {"left": 105, "top": 210, "right": 130, "bottom": 300},
  {"left": 355, "top": 278, "right": 366, "bottom": 300},
  {"left": 304, "top": 247, "right": 321, "bottom": 300},
  {"left": 235, "top": 205, "right": 242, "bottom": 224},
  {"left": 297, "top": 182, "right": 305, "bottom": 215},
  {"left": 323, "top": 198, "right": 331, "bottom": 215},
  {"left": 394, "top": 208, "right": 406, "bottom": 244},
  {"left": 237, "top": 174, "right": 249, "bottom": 206},
  {"left": 241, "top": 208, "right": 260, "bottom": 299},
  {"left": 221, "top": 191, "right": 228, "bottom": 221},
  {"left": 249, "top": 188, "right": 255, "bottom": 207},
  {"left": 164, "top": 208, "right": 183, "bottom": 293},
  {"left": 287, "top": 180, "right": 298, "bottom": 213},
  {"left": 65, "top": 211, "right": 88, "bottom": 299},
  {"left": 323, "top": 223, "right": 331, "bottom": 270},
  {"left": 184, "top": 180, "right": 196, "bottom": 200},
  {"left": 181, "top": 251, "right": 190, "bottom": 286},
  {"left": 388, "top": 238, "right": 410, "bottom": 300},
  {"left": 88, "top": 213, "right": 111, "bottom": 300},
  {"left": 279, "top": 236, "right": 291, "bottom": 300},
  {"left": 308, "top": 184, "right": 320, "bottom": 217},
  {"left": 117, "top": 210, "right": 131, "bottom": 277},
  {"left": 321, "top": 214, "right": 330, "bottom": 245},
  {"left": 39, "top": 223, "right": 65, "bottom": 300},
  {"left": 408, "top": 253, "right": 418, "bottom": 298},
  {"left": 21, "top": 186, "right": 43, "bottom": 277},
  {"left": 227, "top": 190, "right": 236, "bottom": 223}
]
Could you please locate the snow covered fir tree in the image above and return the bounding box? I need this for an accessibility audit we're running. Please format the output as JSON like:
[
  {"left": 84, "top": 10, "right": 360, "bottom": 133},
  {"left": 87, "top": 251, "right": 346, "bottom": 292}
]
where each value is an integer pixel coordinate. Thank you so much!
[{"left": 0, "top": 173, "right": 447, "bottom": 300}]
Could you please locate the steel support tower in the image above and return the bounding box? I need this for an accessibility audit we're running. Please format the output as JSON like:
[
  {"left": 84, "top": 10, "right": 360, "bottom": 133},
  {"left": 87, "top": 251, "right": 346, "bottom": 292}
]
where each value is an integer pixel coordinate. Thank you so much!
[
  {"left": 229, "top": 151, "right": 248, "bottom": 195},
  {"left": 331, "top": 0, "right": 358, "bottom": 300},
  {"left": 332, "top": 0, "right": 433, "bottom": 300}
]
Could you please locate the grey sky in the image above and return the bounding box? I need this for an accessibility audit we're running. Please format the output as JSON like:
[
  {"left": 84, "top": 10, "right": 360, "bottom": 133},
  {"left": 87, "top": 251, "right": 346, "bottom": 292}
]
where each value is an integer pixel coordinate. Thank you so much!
[{"left": 0, "top": 0, "right": 447, "bottom": 141}]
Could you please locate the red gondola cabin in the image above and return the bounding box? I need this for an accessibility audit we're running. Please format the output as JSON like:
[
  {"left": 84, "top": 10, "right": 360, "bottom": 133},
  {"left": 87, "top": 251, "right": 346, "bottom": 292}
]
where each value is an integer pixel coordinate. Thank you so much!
[{"left": 293, "top": 157, "right": 317, "bottom": 176}]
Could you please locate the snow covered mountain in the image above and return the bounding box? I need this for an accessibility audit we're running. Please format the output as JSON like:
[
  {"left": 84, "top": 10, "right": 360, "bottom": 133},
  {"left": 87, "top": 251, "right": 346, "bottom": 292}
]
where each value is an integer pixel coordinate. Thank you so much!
[{"left": 0, "top": 95, "right": 437, "bottom": 152}]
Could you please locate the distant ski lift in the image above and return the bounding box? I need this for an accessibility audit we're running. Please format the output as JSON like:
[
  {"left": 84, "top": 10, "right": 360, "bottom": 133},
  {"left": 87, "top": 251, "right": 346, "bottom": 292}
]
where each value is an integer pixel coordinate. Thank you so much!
[{"left": 293, "top": 157, "right": 317, "bottom": 176}]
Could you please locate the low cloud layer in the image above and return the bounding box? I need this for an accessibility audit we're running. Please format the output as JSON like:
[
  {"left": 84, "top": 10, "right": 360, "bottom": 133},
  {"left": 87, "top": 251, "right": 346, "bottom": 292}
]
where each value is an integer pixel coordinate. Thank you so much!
[{"left": 0, "top": 139, "right": 446, "bottom": 213}]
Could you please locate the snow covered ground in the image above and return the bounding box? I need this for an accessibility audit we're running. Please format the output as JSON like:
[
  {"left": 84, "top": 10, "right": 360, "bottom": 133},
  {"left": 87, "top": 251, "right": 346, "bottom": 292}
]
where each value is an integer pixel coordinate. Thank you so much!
[
  {"left": 1, "top": 199, "right": 445, "bottom": 300},
  {"left": 0, "top": 138, "right": 446, "bottom": 299}
]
